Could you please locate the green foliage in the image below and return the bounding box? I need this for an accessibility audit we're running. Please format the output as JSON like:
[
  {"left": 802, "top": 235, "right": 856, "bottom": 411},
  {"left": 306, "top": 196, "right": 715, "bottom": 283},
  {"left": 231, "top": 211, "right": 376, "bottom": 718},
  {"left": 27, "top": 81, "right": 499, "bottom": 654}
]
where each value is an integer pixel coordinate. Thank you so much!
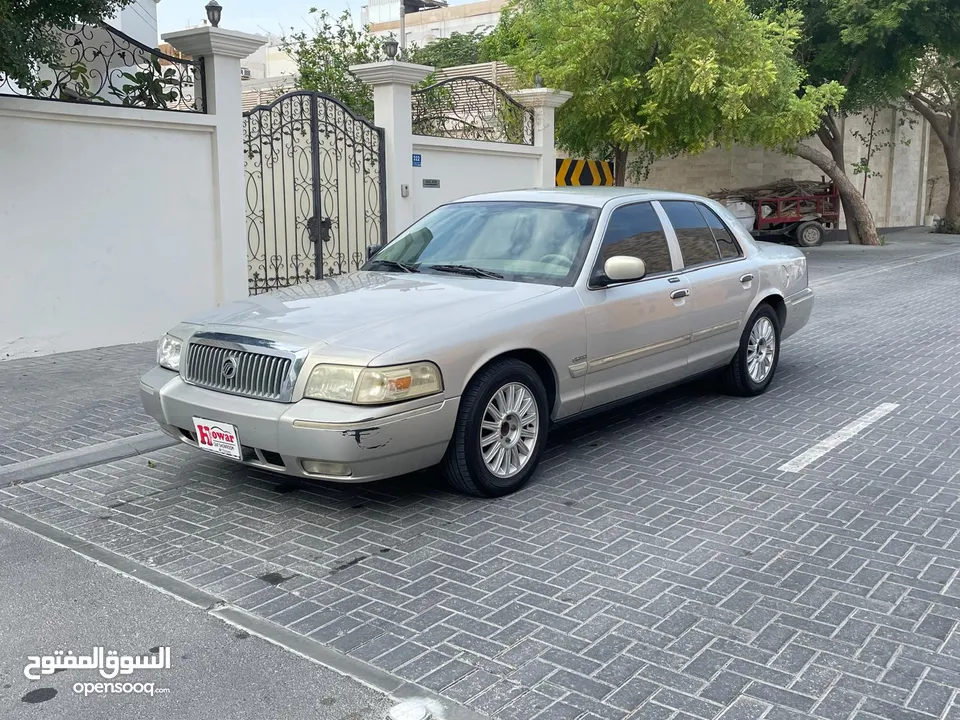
[
  {"left": 286, "top": 13, "right": 502, "bottom": 120},
  {"left": 0, "top": 0, "right": 133, "bottom": 90},
  {"left": 493, "top": 0, "right": 842, "bottom": 180},
  {"left": 933, "top": 216, "right": 960, "bottom": 234},
  {"left": 283, "top": 8, "right": 383, "bottom": 119},
  {"left": 406, "top": 29, "right": 493, "bottom": 68},
  {"left": 750, "top": 0, "right": 960, "bottom": 111}
]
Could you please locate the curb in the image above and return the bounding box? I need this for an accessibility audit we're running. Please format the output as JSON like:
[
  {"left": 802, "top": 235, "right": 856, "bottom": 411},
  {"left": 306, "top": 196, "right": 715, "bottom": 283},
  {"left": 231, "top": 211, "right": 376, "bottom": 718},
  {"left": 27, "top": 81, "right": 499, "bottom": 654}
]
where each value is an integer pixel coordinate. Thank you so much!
[{"left": 0, "top": 431, "right": 178, "bottom": 488}]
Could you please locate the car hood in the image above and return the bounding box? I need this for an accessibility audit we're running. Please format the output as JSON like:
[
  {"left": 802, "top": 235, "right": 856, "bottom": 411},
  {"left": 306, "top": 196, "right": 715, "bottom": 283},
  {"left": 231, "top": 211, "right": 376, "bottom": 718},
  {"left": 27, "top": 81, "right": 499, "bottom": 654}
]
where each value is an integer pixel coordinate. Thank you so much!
[{"left": 185, "top": 271, "right": 560, "bottom": 355}]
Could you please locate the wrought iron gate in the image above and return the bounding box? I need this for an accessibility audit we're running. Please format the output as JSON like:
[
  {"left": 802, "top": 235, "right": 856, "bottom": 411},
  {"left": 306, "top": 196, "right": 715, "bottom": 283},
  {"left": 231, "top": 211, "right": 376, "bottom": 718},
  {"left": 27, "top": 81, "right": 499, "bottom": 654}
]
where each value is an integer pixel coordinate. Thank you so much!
[{"left": 243, "top": 91, "right": 387, "bottom": 294}]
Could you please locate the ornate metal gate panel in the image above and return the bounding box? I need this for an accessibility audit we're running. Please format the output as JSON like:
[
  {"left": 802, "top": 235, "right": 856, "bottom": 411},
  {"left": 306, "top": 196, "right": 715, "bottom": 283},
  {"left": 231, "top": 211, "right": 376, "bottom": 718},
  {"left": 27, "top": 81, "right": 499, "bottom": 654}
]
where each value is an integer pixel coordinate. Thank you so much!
[{"left": 243, "top": 91, "right": 387, "bottom": 294}]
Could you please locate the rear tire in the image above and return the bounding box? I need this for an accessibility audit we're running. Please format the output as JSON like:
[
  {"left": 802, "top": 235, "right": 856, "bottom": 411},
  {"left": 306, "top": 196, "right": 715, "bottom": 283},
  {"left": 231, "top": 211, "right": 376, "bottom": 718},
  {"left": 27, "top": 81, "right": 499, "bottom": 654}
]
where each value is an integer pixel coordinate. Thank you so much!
[
  {"left": 795, "top": 221, "right": 825, "bottom": 247},
  {"left": 441, "top": 359, "right": 548, "bottom": 497},
  {"left": 722, "top": 304, "right": 781, "bottom": 397}
]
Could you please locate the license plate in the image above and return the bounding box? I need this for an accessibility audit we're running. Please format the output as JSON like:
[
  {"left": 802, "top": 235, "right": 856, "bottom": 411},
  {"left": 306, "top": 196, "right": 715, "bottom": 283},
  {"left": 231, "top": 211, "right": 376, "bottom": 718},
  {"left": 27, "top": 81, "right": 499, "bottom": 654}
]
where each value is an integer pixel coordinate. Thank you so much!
[{"left": 192, "top": 417, "right": 241, "bottom": 460}]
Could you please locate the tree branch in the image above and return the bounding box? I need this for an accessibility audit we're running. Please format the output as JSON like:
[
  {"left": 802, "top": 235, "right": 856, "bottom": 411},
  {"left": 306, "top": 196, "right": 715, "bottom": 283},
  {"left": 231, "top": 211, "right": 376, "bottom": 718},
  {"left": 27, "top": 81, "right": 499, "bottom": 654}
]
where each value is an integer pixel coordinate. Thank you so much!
[
  {"left": 793, "top": 142, "right": 839, "bottom": 176},
  {"left": 823, "top": 110, "right": 841, "bottom": 144},
  {"left": 904, "top": 92, "right": 953, "bottom": 150},
  {"left": 841, "top": 56, "right": 863, "bottom": 87},
  {"left": 817, "top": 125, "right": 835, "bottom": 153}
]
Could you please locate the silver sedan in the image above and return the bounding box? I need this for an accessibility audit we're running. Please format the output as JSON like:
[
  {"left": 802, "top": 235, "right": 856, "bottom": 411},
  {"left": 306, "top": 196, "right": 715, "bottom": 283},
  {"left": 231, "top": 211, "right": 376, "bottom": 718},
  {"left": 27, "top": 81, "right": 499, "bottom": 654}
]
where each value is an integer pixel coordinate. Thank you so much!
[{"left": 140, "top": 188, "right": 813, "bottom": 497}]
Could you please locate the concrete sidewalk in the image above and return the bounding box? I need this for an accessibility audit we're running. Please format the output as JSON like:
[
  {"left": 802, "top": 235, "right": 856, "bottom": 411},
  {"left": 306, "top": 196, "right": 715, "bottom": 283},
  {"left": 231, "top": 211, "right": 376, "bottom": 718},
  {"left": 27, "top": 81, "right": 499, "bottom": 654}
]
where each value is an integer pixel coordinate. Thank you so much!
[{"left": 0, "top": 520, "right": 392, "bottom": 720}]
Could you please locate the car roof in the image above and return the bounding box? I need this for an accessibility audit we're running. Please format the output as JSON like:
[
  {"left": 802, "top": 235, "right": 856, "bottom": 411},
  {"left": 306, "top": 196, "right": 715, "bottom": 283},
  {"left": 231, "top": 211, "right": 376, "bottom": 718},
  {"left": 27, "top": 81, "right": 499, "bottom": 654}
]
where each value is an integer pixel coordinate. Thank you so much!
[{"left": 453, "top": 187, "right": 712, "bottom": 208}]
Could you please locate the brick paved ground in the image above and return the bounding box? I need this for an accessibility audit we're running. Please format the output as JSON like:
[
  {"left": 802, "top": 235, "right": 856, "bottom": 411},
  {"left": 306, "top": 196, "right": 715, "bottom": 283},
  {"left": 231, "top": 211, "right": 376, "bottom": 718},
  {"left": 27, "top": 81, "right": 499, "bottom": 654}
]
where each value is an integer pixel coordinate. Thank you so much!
[
  {"left": 0, "top": 342, "right": 156, "bottom": 466},
  {"left": 3, "top": 233, "right": 960, "bottom": 720}
]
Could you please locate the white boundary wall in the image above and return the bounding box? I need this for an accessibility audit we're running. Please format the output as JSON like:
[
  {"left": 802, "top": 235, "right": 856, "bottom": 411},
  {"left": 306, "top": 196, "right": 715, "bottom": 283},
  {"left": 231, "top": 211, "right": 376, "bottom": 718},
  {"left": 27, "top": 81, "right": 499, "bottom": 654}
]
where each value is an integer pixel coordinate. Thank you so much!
[
  {"left": 411, "top": 135, "right": 542, "bottom": 221},
  {"left": 0, "top": 27, "right": 266, "bottom": 360},
  {"left": 0, "top": 101, "right": 217, "bottom": 358}
]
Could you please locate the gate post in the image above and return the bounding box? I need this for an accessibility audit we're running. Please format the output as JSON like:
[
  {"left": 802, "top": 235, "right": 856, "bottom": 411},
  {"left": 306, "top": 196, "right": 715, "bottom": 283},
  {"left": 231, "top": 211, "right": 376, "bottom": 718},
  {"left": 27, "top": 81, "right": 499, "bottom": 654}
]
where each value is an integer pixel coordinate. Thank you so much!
[
  {"left": 350, "top": 60, "right": 433, "bottom": 240},
  {"left": 162, "top": 26, "right": 266, "bottom": 302},
  {"left": 512, "top": 88, "right": 573, "bottom": 189}
]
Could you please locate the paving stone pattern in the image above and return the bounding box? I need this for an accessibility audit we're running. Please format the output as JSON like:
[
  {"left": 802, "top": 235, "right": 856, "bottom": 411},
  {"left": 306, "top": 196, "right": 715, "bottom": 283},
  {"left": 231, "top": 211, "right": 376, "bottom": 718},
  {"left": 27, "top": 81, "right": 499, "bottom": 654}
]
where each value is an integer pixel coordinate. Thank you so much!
[
  {"left": 0, "top": 342, "right": 156, "bottom": 466},
  {"left": 3, "top": 236, "right": 960, "bottom": 720}
]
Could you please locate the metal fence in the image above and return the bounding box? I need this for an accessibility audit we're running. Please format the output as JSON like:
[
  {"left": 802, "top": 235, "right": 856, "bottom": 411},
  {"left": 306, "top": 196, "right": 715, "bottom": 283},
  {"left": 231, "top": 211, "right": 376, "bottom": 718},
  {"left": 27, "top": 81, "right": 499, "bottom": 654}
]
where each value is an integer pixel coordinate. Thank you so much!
[
  {"left": 0, "top": 23, "right": 205, "bottom": 113},
  {"left": 411, "top": 76, "right": 534, "bottom": 146},
  {"left": 244, "top": 91, "right": 388, "bottom": 295}
]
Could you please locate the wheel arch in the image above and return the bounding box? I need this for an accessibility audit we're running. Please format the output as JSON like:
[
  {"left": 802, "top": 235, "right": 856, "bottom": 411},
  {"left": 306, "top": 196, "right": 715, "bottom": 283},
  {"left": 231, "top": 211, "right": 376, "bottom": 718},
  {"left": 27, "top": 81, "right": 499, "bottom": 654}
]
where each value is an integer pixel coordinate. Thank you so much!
[
  {"left": 462, "top": 348, "right": 560, "bottom": 419},
  {"left": 758, "top": 292, "right": 787, "bottom": 329}
]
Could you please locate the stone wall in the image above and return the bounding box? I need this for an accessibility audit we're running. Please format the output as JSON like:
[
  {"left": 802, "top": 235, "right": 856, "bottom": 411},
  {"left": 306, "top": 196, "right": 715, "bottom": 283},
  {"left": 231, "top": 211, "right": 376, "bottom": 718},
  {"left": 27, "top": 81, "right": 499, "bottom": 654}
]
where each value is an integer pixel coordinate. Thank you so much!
[{"left": 619, "top": 108, "right": 931, "bottom": 229}]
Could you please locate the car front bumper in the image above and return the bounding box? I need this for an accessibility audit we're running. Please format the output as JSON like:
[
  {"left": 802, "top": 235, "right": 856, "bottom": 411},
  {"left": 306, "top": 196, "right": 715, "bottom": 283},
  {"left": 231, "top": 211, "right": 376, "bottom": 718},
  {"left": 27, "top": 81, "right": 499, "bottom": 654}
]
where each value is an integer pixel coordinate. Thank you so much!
[{"left": 139, "top": 366, "right": 459, "bottom": 483}]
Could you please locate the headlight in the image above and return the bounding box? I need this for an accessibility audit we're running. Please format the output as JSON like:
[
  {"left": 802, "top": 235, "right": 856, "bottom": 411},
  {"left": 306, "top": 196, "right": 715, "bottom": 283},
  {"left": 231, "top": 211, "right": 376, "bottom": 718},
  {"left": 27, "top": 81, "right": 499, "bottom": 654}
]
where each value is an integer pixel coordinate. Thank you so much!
[
  {"left": 304, "top": 362, "right": 442, "bottom": 404},
  {"left": 157, "top": 334, "right": 183, "bottom": 372}
]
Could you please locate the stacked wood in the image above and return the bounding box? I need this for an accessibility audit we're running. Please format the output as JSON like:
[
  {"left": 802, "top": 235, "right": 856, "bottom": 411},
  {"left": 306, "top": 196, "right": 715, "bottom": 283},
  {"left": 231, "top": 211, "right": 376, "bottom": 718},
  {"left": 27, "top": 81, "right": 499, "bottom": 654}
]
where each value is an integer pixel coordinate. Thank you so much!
[{"left": 708, "top": 178, "right": 832, "bottom": 202}]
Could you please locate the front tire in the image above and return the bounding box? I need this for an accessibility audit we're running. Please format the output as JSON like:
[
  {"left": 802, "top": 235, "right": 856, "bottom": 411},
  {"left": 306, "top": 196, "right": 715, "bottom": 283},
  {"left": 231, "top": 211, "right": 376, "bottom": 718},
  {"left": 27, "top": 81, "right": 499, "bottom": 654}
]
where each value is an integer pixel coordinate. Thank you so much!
[
  {"left": 723, "top": 304, "right": 781, "bottom": 396},
  {"left": 441, "top": 359, "right": 548, "bottom": 497}
]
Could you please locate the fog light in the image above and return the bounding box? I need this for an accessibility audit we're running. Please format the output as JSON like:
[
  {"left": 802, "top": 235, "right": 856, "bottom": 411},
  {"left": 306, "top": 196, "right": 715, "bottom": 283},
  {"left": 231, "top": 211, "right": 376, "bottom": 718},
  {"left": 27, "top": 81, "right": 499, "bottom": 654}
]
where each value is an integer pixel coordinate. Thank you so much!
[{"left": 301, "top": 460, "right": 352, "bottom": 477}]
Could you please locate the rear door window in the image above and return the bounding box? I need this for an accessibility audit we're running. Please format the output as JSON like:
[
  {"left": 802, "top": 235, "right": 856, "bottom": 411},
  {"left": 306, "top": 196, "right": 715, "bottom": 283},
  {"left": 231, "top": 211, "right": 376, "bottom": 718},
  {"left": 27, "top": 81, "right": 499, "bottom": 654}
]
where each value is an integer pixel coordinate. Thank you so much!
[
  {"left": 697, "top": 204, "right": 743, "bottom": 260},
  {"left": 660, "top": 201, "right": 722, "bottom": 268}
]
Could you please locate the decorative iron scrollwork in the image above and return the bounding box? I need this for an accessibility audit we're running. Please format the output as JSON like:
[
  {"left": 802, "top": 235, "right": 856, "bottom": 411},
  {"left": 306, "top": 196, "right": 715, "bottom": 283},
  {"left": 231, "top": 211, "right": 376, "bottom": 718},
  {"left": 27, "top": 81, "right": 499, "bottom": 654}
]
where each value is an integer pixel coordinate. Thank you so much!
[
  {"left": 244, "top": 91, "right": 388, "bottom": 295},
  {"left": 0, "top": 22, "right": 205, "bottom": 113},
  {"left": 411, "top": 76, "right": 534, "bottom": 146}
]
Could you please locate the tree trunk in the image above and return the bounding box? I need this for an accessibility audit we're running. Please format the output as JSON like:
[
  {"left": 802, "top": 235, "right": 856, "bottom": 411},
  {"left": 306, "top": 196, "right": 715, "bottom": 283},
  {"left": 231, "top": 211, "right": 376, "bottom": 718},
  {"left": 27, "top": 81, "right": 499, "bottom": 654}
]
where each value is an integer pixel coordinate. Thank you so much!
[
  {"left": 613, "top": 146, "right": 628, "bottom": 187},
  {"left": 793, "top": 143, "right": 881, "bottom": 246},
  {"left": 816, "top": 115, "right": 864, "bottom": 244},
  {"left": 903, "top": 94, "right": 960, "bottom": 225},
  {"left": 946, "top": 161, "right": 960, "bottom": 225}
]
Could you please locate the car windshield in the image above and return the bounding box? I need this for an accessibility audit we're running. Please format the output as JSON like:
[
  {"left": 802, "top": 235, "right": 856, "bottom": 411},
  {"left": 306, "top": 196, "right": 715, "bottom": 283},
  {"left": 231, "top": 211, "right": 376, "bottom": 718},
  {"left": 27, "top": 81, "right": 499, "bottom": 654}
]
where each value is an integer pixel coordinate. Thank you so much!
[{"left": 363, "top": 201, "right": 601, "bottom": 285}]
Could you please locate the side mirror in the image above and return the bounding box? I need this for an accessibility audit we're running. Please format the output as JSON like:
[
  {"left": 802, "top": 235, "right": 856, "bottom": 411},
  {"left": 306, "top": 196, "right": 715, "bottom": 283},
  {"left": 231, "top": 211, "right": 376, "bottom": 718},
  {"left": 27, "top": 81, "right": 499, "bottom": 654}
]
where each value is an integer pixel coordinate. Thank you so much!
[
  {"left": 366, "top": 245, "right": 383, "bottom": 260},
  {"left": 595, "top": 256, "right": 646, "bottom": 286}
]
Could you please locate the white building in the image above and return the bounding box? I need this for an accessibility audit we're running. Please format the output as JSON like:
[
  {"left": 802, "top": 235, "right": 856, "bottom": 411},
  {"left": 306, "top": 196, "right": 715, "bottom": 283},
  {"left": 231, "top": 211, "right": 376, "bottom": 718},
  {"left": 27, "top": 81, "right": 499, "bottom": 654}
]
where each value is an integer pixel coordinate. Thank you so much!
[
  {"left": 239, "top": 35, "right": 298, "bottom": 81},
  {"left": 364, "top": 0, "right": 507, "bottom": 47},
  {"left": 108, "top": 0, "right": 161, "bottom": 47}
]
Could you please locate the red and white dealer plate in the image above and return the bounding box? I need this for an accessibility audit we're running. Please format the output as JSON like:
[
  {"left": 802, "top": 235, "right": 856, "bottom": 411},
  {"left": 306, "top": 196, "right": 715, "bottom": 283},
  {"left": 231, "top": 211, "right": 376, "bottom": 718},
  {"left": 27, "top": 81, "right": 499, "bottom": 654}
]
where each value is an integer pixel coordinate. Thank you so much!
[{"left": 192, "top": 417, "right": 242, "bottom": 460}]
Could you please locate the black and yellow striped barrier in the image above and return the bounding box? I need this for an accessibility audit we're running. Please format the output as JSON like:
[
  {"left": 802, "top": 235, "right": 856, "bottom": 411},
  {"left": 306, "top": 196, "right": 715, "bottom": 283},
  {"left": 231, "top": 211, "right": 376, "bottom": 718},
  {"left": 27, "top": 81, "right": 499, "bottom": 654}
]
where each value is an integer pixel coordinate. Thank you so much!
[{"left": 556, "top": 158, "right": 615, "bottom": 186}]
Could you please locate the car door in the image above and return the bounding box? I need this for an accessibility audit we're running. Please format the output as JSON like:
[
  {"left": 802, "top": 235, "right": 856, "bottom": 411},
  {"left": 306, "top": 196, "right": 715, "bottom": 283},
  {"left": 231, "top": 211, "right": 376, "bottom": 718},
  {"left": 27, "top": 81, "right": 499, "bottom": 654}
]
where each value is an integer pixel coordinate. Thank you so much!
[
  {"left": 577, "top": 201, "right": 693, "bottom": 412},
  {"left": 657, "top": 200, "right": 758, "bottom": 375}
]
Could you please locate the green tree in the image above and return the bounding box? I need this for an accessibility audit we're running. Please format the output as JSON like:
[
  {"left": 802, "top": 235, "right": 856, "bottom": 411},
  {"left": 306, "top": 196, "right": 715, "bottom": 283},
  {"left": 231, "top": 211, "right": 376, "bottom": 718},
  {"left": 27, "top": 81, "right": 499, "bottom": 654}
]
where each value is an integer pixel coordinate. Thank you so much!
[
  {"left": 753, "top": 0, "right": 960, "bottom": 244},
  {"left": 283, "top": 8, "right": 383, "bottom": 119},
  {"left": 905, "top": 54, "right": 960, "bottom": 230},
  {"left": 0, "top": 0, "right": 133, "bottom": 91},
  {"left": 406, "top": 29, "right": 493, "bottom": 68},
  {"left": 285, "top": 13, "right": 501, "bottom": 119},
  {"left": 491, "top": 0, "right": 841, "bottom": 186}
]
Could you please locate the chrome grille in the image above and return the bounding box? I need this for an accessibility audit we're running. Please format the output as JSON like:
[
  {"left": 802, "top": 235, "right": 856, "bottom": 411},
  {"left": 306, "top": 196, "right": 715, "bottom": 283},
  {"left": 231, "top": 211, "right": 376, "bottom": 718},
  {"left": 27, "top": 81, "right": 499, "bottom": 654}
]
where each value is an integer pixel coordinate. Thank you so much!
[{"left": 183, "top": 342, "right": 293, "bottom": 401}]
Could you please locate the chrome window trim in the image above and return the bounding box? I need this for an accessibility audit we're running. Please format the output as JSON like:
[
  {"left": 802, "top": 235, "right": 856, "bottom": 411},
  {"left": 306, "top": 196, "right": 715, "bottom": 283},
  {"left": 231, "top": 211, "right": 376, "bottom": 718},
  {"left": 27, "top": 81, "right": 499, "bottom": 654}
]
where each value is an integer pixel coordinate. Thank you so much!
[{"left": 673, "top": 255, "right": 748, "bottom": 275}]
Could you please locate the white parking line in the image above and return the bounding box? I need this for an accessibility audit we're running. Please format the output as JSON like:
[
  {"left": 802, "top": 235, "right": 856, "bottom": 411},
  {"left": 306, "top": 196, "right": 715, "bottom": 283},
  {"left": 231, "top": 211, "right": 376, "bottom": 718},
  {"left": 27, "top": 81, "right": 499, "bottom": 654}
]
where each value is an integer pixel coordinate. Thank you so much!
[{"left": 778, "top": 402, "right": 900, "bottom": 473}]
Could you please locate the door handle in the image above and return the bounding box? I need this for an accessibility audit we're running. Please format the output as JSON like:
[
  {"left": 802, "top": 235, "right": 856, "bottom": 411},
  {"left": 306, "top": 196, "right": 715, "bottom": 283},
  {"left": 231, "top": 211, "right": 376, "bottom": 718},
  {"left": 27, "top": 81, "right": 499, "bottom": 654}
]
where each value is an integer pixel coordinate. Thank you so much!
[
  {"left": 670, "top": 288, "right": 690, "bottom": 300},
  {"left": 740, "top": 273, "right": 754, "bottom": 283}
]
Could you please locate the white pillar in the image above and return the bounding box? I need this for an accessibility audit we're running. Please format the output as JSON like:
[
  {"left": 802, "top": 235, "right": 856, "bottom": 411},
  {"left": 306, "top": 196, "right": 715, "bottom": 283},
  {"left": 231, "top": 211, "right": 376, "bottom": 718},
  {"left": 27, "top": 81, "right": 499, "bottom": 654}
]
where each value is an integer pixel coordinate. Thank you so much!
[
  {"left": 513, "top": 88, "right": 572, "bottom": 188},
  {"left": 162, "top": 26, "right": 266, "bottom": 303},
  {"left": 350, "top": 60, "right": 434, "bottom": 239}
]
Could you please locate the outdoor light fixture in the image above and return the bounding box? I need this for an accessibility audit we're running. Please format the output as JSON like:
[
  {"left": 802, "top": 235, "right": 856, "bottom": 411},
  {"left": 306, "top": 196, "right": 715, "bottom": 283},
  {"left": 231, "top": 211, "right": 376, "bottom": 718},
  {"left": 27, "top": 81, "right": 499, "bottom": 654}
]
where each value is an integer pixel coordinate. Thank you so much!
[
  {"left": 383, "top": 36, "right": 399, "bottom": 60},
  {"left": 534, "top": 73, "right": 544, "bottom": 88},
  {"left": 205, "top": 0, "right": 222, "bottom": 27},
  {"left": 387, "top": 701, "right": 431, "bottom": 720}
]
